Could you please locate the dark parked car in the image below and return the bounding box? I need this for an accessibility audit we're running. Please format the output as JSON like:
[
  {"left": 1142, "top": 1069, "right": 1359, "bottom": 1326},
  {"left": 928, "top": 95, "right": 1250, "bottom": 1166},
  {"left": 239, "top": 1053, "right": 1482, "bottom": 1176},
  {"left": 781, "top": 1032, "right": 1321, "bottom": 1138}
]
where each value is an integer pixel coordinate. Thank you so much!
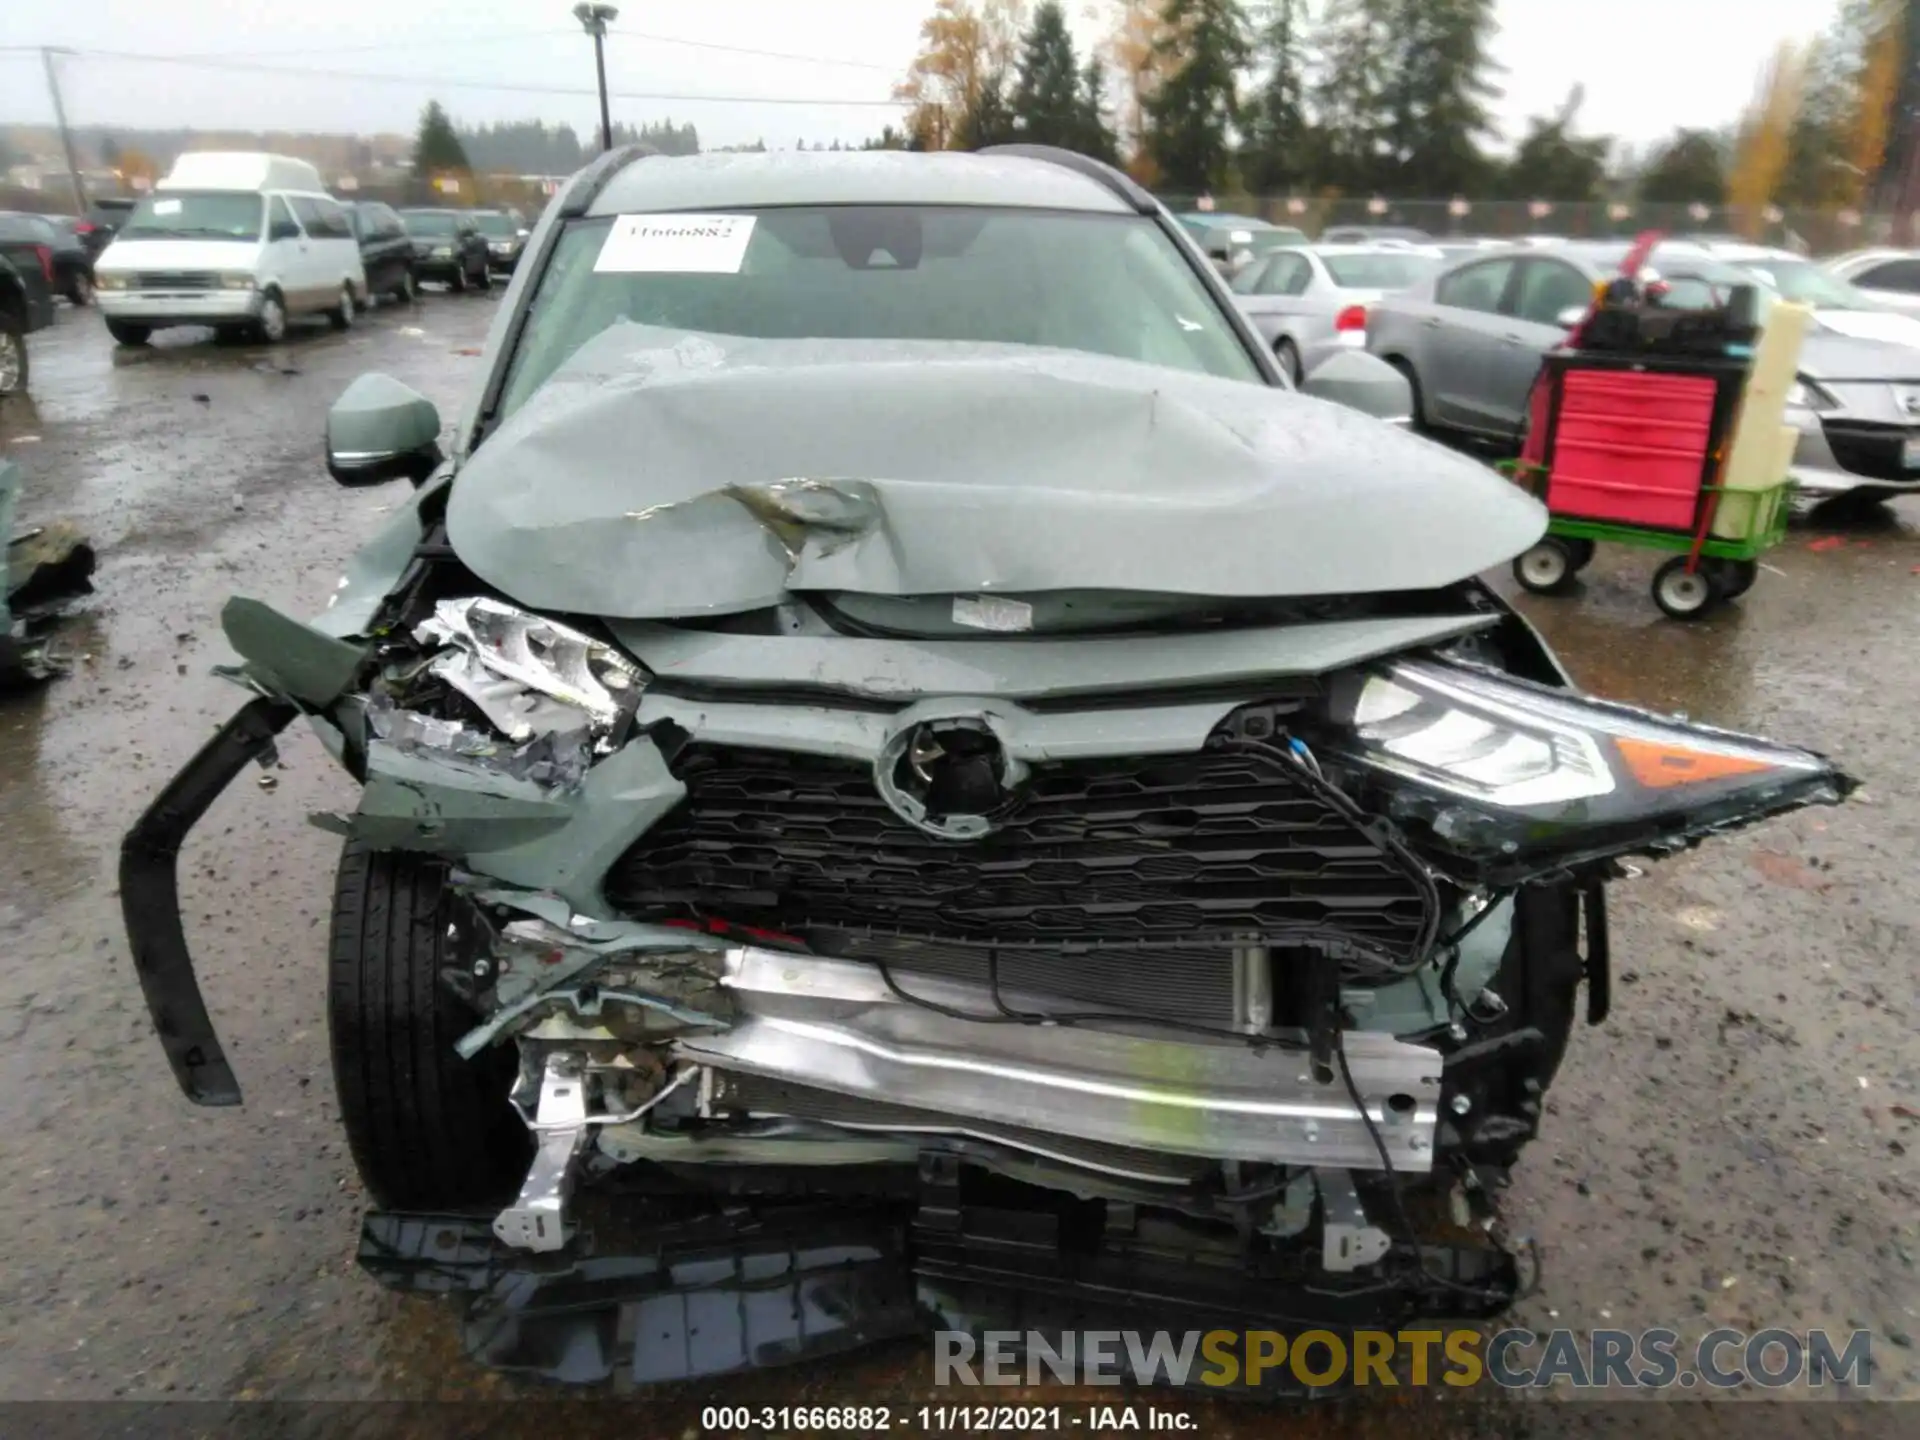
[
  {"left": 43, "top": 216, "right": 97, "bottom": 305},
  {"left": 397, "top": 208, "right": 490, "bottom": 292},
  {"left": 348, "top": 201, "right": 418, "bottom": 305},
  {"left": 472, "top": 209, "right": 529, "bottom": 272},
  {"left": 0, "top": 238, "right": 57, "bottom": 403},
  {"left": 0, "top": 212, "right": 92, "bottom": 306},
  {"left": 76, "top": 196, "right": 138, "bottom": 260}
]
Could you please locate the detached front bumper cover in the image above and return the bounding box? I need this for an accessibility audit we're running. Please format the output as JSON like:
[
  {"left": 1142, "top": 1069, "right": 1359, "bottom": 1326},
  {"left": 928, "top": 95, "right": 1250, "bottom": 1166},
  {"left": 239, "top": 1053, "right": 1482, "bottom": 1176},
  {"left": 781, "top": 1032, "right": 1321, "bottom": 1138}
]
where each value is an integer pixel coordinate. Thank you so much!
[{"left": 120, "top": 696, "right": 298, "bottom": 1105}]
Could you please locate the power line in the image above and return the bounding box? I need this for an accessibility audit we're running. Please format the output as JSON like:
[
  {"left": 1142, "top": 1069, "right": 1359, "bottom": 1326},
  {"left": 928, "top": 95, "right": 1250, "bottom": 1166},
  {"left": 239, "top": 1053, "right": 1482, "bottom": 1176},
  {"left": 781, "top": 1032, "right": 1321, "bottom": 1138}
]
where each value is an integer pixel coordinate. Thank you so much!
[
  {"left": 10, "top": 30, "right": 896, "bottom": 73},
  {"left": 32, "top": 46, "right": 909, "bottom": 108},
  {"left": 611, "top": 30, "right": 895, "bottom": 73},
  {"left": 167, "top": 31, "right": 566, "bottom": 60}
]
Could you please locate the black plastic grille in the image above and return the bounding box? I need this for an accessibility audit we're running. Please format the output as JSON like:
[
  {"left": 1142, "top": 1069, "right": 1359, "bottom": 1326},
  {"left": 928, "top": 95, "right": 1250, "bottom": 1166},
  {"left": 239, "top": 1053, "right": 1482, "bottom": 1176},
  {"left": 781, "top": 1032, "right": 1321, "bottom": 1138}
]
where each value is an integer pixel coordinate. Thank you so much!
[
  {"left": 604, "top": 744, "right": 1428, "bottom": 963},
  {"left": 132, "top": 271, "right": 219, "bottom": 291},
  {"left": 1820, "top": 421, "right": 1911, "bottom": 481}
]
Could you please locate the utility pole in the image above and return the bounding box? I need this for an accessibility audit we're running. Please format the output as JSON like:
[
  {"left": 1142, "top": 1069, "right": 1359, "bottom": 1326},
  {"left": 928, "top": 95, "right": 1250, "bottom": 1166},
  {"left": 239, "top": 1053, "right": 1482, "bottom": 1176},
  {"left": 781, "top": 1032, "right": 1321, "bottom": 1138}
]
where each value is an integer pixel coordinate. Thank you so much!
[
  {"left": 572, "top": 4, "right": 620, "bottom": 152},
  {"left": 40, "top": 47, "right": 88, "bottom": 214}
]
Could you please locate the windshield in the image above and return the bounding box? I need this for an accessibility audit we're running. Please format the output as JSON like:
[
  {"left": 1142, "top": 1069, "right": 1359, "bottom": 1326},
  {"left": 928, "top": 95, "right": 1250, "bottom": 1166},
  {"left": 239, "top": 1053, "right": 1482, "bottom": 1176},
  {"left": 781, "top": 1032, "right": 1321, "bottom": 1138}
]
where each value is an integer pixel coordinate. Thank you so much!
[
  {"left": 119, "top": 192, "right": 263, "bottom": 242},
  {"left": 403, "top": 211, "right": 457, "bottom": 236},
  {"left": 1729, "top": 257, "right": 1869, "bottom": 311},
  {"left": 495, "top": 206, "right": 1261, "bottom": 420},
  {"left": 474, "top": 213, "right": 519, "bottom": 237},
  {"left": 1322, "top": 253, "right": 1439, "bottom": 290}
]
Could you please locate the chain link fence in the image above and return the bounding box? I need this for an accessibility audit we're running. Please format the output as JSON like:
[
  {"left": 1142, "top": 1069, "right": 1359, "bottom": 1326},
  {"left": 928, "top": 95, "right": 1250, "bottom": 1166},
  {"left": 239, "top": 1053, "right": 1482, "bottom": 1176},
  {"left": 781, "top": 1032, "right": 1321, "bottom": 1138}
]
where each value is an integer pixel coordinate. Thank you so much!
[{"left": 1158, "top": 196, "right": 1910, "bottom": 257}]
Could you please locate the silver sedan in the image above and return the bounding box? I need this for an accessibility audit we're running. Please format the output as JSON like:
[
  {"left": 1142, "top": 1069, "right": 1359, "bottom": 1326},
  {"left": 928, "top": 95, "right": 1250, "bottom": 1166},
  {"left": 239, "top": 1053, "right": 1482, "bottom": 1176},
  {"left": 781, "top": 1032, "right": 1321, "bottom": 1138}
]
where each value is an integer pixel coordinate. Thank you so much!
[
  {"left": 1824, "top": 247, "right": 1920, "bottom": 319},
  {"left": 1367, "top": 241, "right": 1920, "bottom": 500},
  {"left": 1230, "top": 244, "right": 1443, "bottom": 383}
]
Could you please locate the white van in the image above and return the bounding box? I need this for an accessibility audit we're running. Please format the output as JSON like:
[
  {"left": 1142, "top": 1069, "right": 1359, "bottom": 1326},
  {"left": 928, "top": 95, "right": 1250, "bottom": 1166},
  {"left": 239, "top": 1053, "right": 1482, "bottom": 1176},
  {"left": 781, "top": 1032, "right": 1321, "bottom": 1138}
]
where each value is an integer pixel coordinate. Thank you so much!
[{"left": 94, "top": 152, "right": 367, "bottom": 346}]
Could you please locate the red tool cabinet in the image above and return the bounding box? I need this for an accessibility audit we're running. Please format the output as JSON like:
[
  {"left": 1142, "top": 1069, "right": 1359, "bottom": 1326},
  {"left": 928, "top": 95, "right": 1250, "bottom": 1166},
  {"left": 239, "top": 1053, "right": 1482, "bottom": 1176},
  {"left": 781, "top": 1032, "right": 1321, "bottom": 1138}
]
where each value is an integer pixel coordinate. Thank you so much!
[{"left": 1536, "top": 355, "right": 1746, "bottom": 534}]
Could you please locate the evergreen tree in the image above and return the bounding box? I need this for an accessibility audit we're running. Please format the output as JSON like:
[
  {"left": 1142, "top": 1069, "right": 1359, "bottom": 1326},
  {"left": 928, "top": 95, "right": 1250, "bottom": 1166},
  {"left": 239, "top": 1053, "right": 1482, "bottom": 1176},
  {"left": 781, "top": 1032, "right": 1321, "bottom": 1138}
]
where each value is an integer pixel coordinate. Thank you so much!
[
  {"left": 1011, "top": 2, "right": 1085, "bottom": 147},
  {"left": 1145, "top": 0, "right": 1253, "bottom": 192},
  {"left": 411, "top": 101, "right": 469, "bottom": 177},
  {"left": 1637, "top": 129, "right": 1729, "bottom": 204},
  {"left": 958, "top": 69, "right": 1021, "bottom": 148},
  {"left": 1242, "top": 0, "right": 1311, "bottom": 193},
  {"left": 1075, "top": 58, "right": 1122, "bottom": 163},
  {"left": 1504, "top": 86, "right": 1611, "bottom": 201},
  {"left": 1381, "top": 0, "right": 1501, "bottom": 196},
  {"left": 1312, "top": 0, "right": 1396, "bottom": 193}
]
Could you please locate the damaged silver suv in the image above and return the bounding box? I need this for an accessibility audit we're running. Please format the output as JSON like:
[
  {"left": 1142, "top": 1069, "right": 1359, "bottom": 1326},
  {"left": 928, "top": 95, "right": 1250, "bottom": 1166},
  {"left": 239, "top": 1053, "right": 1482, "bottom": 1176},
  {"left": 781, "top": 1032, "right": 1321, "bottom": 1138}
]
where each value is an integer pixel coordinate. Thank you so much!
[{"left": 122, "top": 147, "right": 1854, "bottom": 1388}]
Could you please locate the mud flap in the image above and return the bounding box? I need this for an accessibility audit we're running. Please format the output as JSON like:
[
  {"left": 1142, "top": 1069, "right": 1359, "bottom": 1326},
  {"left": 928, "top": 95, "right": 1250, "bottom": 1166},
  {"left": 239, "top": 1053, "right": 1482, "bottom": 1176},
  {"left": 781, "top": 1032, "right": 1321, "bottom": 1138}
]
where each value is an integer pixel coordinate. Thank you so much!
[{"left": 120, "top": 696, "right": 299, "bottom": 1105}]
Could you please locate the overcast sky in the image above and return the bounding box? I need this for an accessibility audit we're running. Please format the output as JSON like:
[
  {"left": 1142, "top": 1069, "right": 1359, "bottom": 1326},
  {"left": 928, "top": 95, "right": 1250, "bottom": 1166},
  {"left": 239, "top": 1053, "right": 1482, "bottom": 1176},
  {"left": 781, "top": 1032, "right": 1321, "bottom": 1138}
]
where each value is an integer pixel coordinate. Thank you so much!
[{"left": 0, "top": 0, "right": 1834, "bottom": 158}]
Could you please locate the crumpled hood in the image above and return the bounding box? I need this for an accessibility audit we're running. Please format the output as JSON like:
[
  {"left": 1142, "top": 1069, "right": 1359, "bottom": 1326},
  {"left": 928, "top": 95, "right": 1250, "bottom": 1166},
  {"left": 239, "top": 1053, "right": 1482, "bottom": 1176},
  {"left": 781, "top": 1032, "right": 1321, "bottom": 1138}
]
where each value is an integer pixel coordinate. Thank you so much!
[{"left": 447, "top": 325, "right": 1545, "bottom": 620}]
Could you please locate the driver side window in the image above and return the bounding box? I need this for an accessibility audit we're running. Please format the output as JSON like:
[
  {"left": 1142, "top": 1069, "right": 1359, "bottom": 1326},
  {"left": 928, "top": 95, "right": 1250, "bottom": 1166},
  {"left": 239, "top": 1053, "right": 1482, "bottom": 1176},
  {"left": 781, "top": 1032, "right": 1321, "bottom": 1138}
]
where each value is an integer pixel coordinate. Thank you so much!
[
  {"left": 1435, "top": 258, "right": 1514, "bottom": 314},
  {"left": 268, "top": 196, "right": 300, "bottom": 238},
  {"left": 1513, "top": 259, "right": 1594, "bottom": 326}
]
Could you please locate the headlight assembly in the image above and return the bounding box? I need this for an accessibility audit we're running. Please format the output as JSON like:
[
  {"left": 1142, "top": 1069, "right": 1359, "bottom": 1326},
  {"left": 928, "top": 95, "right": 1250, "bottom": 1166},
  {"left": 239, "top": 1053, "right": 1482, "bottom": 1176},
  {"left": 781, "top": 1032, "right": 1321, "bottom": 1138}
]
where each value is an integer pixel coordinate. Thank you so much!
[
  {"left": 414, "top": 597, "right": 643, "bottom": 740},
  {"left": 1784, "top": 377, "right": 1838, "bottom": 412},
  {"left": 1321, "top": 658, "right": 1854, "bottom": 882},
  {"left": 219, "top": 273, "right": 256, "bottom": 290}
]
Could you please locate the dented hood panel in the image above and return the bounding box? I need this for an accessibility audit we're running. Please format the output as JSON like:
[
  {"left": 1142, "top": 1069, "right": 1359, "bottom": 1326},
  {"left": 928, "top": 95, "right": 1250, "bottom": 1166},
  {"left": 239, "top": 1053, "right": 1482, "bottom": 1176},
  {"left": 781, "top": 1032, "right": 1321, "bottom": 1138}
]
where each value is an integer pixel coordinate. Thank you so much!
[{"left": 447, "top": 327, "right": 1545, "bottom": 620}]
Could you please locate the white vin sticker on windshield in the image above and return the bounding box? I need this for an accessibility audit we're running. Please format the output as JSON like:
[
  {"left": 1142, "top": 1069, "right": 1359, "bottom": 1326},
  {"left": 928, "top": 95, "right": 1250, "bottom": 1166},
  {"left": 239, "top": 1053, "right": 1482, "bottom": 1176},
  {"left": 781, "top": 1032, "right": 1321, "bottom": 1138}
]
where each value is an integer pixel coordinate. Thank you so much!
[{"left": 594, "top": 214, "right": 757, "bottom": 274}]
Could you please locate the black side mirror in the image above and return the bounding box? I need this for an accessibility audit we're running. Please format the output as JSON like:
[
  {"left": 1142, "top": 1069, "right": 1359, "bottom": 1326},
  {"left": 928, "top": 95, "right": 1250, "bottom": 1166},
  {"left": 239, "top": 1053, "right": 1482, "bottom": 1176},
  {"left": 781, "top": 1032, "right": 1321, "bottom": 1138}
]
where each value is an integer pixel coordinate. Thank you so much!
[{"left": 325, "top": 373, "right": 445, "bottom": 488}]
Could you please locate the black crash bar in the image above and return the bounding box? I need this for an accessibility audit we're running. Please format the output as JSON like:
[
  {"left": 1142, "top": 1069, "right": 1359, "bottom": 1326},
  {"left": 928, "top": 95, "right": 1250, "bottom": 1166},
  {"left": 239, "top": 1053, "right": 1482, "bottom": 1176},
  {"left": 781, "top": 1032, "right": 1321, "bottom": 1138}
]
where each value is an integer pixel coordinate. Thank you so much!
[{"left": 121, "top": 696, "right": 299, "bottom": 1105}]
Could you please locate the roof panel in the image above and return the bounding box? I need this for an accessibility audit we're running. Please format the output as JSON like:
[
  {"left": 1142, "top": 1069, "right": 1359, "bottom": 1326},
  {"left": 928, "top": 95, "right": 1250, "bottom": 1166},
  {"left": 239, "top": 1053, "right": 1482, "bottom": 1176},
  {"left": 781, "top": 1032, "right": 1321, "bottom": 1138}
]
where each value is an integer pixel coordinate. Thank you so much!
[{"left": 587, "top": 150, "right": 1132, "bottom": 217}]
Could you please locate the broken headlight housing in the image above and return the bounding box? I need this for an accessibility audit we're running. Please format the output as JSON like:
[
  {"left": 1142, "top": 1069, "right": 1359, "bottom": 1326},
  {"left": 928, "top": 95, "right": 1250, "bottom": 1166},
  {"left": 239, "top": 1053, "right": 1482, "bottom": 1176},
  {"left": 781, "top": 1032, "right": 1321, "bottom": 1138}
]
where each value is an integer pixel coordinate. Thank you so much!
[
  {"left": 1320, "top": 658, "right": 1854, "bottom": 883},
  {"left": 414, "top": 596, "right": 643, "bottom": 742}
]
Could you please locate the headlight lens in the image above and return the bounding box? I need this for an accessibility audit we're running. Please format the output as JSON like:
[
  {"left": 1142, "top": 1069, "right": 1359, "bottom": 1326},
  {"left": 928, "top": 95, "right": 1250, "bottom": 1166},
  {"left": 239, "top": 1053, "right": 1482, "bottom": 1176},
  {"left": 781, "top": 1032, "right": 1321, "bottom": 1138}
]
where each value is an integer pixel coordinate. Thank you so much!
[
  {"left": 219, "top": 273, "right": 255, "bottom": 290},
  {"left": 1785, "top": 376, "right": 1837, "bottom": 411},
  {"left": 96, "top": 274, "right": 128, "bottom": 290},
  {"left": 1322, "top": 658, "right": 1853, "bottom": 880}
]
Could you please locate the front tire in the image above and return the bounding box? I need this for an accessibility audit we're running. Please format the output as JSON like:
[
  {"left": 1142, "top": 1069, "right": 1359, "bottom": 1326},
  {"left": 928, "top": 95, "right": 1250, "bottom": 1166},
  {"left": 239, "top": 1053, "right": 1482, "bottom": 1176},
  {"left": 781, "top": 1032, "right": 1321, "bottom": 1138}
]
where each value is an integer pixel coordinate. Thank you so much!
[
  {"left": 106, "top": 319, "right": 151, "bottom": 347},
  {"left": 328, "top": 282, "right": 356, "bottom": 331},
  {"left": 252, "top": 290, "right": 288, "bottom": 344},
  {"left": 329, "top": 842, "right": 531, "bottom": 1211},
  {"left": 67, "top": 271, "right": 94, "bottom": 306},
  {"left": 1274, "top": 338, "right": 1303, "bottom": 386},
  {"left": 394, "top": 268, "right": 417, "bottom": 305},
  {"left": 0, "top": 314, "right": 27, "bottom": 398}
]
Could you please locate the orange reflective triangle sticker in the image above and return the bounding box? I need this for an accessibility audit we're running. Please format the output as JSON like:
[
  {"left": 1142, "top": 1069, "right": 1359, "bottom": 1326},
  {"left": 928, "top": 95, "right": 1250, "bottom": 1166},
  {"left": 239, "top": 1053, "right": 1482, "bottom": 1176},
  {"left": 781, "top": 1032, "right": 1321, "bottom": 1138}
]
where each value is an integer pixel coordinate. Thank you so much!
[{"left": 1616, "top": 737, "right": 1775, "bottom": 790}]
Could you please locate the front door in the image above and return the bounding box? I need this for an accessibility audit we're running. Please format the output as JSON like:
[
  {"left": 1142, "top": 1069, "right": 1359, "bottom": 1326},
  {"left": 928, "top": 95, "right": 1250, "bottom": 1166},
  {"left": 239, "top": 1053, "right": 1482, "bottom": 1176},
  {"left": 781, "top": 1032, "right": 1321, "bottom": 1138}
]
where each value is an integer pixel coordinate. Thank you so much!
[
  {"left": 1488, "top": 258, "right": 1597, "bottom": 432},
  {"left": 1424, "top": 257, "right": 1521, "bottom": 434},
  {"left": 263, "top": 194, "right": 312, "bottom": 310}
]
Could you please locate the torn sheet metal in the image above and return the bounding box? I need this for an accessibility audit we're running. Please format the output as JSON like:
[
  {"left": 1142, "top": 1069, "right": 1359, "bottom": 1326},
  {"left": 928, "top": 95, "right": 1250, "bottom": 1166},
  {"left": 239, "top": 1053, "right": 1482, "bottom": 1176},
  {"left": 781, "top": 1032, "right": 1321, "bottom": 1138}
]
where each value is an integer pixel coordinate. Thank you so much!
[
  {"left": 366, "top": 689, "right": 592, "bottom": 789},
  {"left": 446, "top": 326, "right": 1546, "bottom": 620},
  {"left": 2, "top": 460, "right": 95, "bottom": 685}
]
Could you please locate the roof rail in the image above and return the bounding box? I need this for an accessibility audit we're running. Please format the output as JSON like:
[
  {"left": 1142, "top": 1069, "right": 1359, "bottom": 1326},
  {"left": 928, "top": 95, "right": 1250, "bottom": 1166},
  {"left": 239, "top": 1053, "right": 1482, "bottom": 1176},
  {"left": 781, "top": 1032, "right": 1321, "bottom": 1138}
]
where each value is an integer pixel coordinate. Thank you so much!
[
  {"left": 978, "top": 145, "right": 1157, "bottom": 215},
  {"left": 559, "top": 144, "right": 659, "bottom": 218}
]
